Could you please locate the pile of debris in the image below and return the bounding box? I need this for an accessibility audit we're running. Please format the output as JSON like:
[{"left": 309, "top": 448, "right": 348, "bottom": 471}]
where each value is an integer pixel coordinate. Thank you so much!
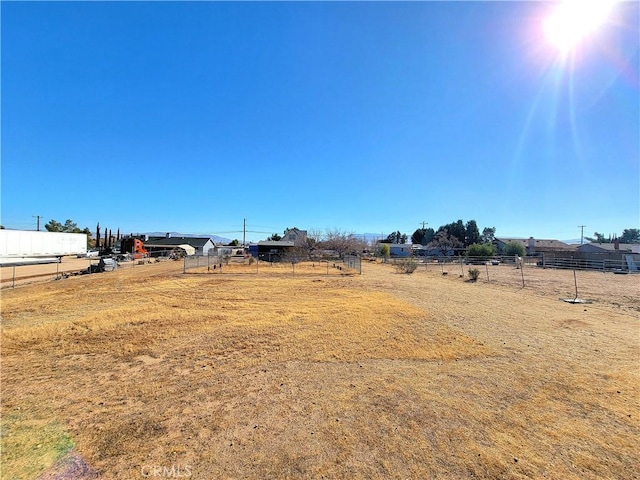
[{"left": 88, "top": 257, "right": 118, "bottom": 273}]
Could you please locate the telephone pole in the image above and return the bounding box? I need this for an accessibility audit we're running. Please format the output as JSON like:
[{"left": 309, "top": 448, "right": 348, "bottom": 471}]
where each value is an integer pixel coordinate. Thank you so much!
[
  {"left": 32, "top": 215, "right": 42, "bottom": 231},
  {"left": 578, "top": 225, "right": 586, "bottom": 244},
  {"left": 243, "top": 218, "right": 246, "bottom": 246},
  {"left": 420, "top": 221, "right": 428, "bottom": 230}
]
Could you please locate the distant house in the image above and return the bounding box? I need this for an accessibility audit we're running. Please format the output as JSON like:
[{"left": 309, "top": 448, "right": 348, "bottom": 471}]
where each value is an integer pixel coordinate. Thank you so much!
[
  {"left": 412, "top": 244, "right": 455, "bottom": 256},
  {"left": 282, "top": 228, "right": 308, "bottom": 246},
  {"left": 577, "top": 240, "right": 640, "bottom": 254},
  {"left": 144, "top": 233, "right": 215, "bottom": 256},
  {"left": 494, "top": 237, "right": 575, "bottom": 255},
  {"left": 386, "top": 244, "right": 412, "bottom": 257}
]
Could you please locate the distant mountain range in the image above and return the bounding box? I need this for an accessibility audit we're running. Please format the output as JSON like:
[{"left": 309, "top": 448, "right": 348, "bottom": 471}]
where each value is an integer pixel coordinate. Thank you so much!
[{"left": 354, "top": 233, "right": 387, "bottom": 243}]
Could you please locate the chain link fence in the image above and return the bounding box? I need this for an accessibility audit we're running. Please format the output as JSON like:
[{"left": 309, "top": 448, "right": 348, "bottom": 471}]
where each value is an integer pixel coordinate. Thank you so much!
[
  {"left": 0, "top": 254, "right": 169, "bottom": 289},
  {"left": 183, "top": 254, "right": 362, "bottom": 276},
  {"left": 387, "top": 253, "right": 638, "bottom": 273},
  {"left": 382, "top": 253, "right": 638, "bottom": 308}
]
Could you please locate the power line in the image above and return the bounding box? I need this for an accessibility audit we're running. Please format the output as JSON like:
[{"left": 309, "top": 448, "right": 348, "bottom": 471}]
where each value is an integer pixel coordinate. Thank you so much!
[{"left": 246, "top": 224, "right": 281, "bottom": 230}]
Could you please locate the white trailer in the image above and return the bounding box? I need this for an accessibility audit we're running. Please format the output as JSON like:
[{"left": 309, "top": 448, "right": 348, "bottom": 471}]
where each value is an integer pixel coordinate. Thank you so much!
[{"left": 0, "top": 230, "right": 88, "bottom": 266}]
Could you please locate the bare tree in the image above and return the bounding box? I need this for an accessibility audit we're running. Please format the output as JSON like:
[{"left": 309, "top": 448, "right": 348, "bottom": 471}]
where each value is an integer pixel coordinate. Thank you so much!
[
  {"left": 307, "top": 228, "right": 324, "bottom": 244},
  {"left": 321, "top": 228, "right": 363, "bottom": 258},
  {"left": 427, "top": 229, "right": 463, "bottom": 256}
]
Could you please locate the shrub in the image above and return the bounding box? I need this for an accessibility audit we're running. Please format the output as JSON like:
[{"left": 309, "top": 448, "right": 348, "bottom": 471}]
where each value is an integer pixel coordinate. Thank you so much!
[
  {"left": 394, "top": 257, "right": 418, "bottom": 274},
  {"left": 503, "top": 241, "right": 526, "bottom": 257},
  {"left": 379, "top": 243, "right": 390, "bottom": 257},
  {"left": 466, "top": 242, "right": 496, "bottom": 260},
  {"left": 468, "top": 268, "right": 481, "bottom": 281}
]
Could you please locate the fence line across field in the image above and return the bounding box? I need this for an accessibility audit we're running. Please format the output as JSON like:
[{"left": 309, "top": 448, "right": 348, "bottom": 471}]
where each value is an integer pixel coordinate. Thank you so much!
[
  {"left": 183, "top": 254, "right": 362, "bottom": 275},
  {"left": 389, "top": 253, "right": 637, "bottom": 304},
  {"left": 0, "top": 255, "right": 167, "bottom": 289},
  {"left": 388, "top": 253, "right": 635, "bottom": 273}
]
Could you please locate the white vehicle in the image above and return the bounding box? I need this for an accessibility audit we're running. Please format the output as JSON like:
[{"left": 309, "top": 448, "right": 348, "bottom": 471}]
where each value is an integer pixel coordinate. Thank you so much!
[{"left": 80, "top": 249, "right": 100, "bottom": 258}]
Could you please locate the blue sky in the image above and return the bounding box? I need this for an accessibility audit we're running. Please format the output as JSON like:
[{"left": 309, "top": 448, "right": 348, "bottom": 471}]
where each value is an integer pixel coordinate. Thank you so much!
[{"left": 2, "top": 1, "right": 638, "bottom": 242}]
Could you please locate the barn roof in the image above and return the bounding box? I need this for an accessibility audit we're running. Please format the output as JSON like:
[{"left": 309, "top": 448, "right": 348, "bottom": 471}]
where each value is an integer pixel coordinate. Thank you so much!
[
  {"left": 145, "top": 236, "right": 213, "bottom": 248},
  {"left": 577, "top": 242, "right": 636, "bottom": 253},
  {"left": 495, "top": 237, "right": 575, "bottom": 251}
]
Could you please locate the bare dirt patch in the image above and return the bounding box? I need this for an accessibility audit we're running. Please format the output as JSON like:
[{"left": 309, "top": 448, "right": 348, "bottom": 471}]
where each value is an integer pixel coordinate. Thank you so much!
[
  {"left": 36, "top": 451, "right": 98, "bottom": 480},
  {"left": 1, "top": 260, "right": 638, "bottom": 479}
]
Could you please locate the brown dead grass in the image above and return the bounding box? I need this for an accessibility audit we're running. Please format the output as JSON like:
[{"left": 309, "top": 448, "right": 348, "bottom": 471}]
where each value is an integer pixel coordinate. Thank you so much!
[{"left": 1, "top": 260, "right": 638, "bottom": 479}]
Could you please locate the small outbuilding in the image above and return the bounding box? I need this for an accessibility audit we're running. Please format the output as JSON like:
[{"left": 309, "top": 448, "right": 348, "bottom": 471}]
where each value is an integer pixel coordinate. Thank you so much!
[
  {"left": 389, "top": 244, "right": 412, "bottom": 257},
  {"left": 254, "top": 240, "right": 295, "bottom": 261},
  {"left": 143, "top": 234, "right": 215, "bottom": 256}
]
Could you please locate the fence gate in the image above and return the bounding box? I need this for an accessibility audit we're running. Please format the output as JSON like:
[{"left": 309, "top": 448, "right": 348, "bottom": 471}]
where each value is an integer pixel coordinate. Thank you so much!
[{"left": 342, "top": 255, "right": 362, "bottom": 274}]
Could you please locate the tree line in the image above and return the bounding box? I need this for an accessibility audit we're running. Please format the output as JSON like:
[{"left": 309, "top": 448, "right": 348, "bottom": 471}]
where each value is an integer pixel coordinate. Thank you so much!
[
  {"left": 383, "top": 219, "right": 496, "bottom": 251},
  {"left": 585, "top": 229, "right": 639, "bottom": 244},
  {"left": 383, "top": 221, "right": 640, "bottom": 248},
  {"left": 43, "top": 219, "right": 121, "bottom": 249}
]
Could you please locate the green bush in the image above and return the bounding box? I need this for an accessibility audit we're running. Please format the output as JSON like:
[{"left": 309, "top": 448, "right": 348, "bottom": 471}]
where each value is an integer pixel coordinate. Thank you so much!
[
  {"left": 466, "top": 242, "right": 495, "bottom": 260},
  {"left": 503, "top": 241, "right": 526, "bottom": 257},
  {"left": 379, "top": 243, "right": 390, "bottom": 257},
  {"left": 468, "top": 268, "right": 481, "bottom": 281}
]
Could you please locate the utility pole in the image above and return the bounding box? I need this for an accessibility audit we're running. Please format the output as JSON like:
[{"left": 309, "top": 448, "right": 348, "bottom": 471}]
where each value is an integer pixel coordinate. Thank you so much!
[
  {"left": 578, "top": 225, "right": 586, "bottom": 244},
  {"left": 420, "top": 221, "right": 428, "bottom": 230},
  {"left": 33, "top": 215, "right": 42, "bottom": 231},
  {"left": 243, "top": 218, "right": 246, "bottom": 246}
]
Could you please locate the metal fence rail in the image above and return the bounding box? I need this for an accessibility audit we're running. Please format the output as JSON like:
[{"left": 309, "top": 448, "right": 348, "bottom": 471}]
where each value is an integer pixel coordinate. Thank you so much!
[{"left": 540, "top": 253, "right": 638, "bottom": 272}]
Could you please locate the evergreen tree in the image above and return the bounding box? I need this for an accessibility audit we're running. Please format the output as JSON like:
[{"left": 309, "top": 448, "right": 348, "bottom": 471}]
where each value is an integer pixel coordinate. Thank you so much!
[{"left": 465, "top": 220, "right": 480, "bottom": 246}]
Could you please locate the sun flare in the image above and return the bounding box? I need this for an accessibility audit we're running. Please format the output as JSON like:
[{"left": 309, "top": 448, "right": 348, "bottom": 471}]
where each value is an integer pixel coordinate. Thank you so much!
[{"left": 542, "top": 0, "right": 616, "bottom": 55}]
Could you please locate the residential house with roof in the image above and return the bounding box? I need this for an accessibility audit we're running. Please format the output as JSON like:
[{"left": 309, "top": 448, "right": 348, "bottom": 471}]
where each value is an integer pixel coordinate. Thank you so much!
[
  {"left": 494, "top": 237, "right": 576, "bottom": 256},
  {"left": 282, "top": 228, "right": 308, "bottom": 246}
]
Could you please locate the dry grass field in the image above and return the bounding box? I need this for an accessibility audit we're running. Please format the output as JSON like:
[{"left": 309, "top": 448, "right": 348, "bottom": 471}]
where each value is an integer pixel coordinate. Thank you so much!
[{"left": 1, "top": 260, "right": 638, "bottom": 479}]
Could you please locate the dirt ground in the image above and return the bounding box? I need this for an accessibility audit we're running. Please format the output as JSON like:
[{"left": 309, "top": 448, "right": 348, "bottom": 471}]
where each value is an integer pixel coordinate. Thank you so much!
[{"left": 1, "top": 260, "right": 638, "bottom": 479}]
